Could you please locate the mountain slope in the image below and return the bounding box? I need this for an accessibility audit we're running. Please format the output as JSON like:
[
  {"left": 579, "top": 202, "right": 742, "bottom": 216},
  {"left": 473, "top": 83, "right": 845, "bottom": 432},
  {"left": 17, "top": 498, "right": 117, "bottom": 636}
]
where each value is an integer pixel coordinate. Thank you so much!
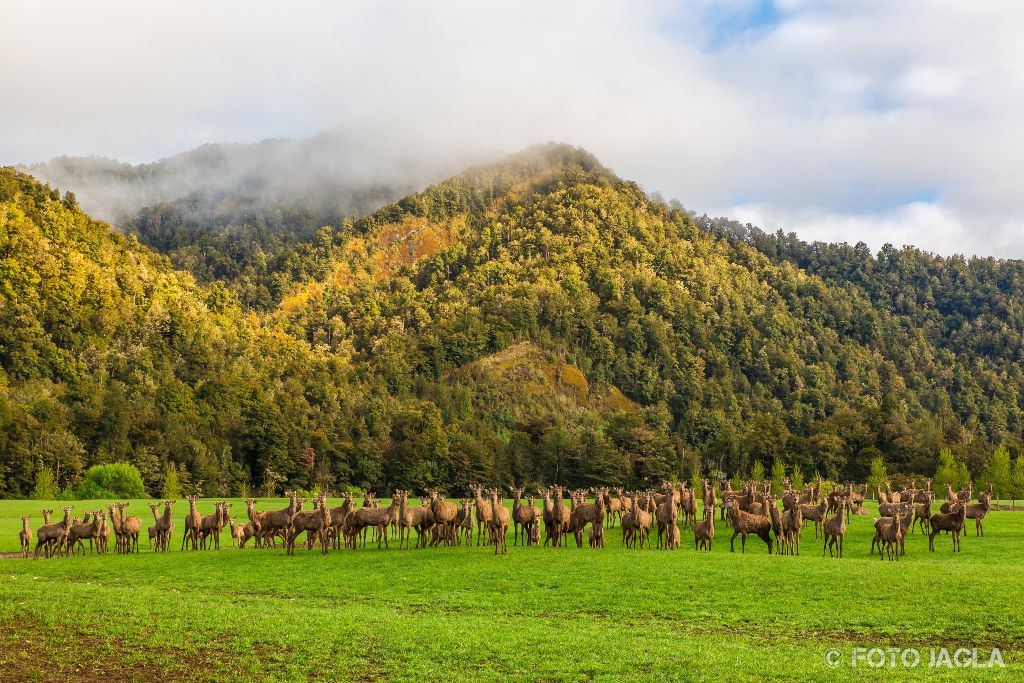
[{"left": 2, "top": 145, "right": 1023, "bottom": 498}]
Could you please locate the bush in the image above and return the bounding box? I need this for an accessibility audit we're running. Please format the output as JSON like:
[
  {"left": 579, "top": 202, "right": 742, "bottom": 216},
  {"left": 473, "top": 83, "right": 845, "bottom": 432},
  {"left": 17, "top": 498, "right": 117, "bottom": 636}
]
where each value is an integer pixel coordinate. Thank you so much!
[
  {"left": 75, "top": 463, "right": 146, "bottom": 500},
  {"left": 32, "top": 468, "right": 58, "bottom": 500}
]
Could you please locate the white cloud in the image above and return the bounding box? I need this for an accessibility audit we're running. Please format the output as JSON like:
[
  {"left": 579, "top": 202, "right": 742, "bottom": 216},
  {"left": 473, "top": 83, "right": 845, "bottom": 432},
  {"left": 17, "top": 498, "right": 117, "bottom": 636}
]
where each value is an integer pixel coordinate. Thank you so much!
[{"left": 1, "top": 1, "right": 1023, "bottom": 257}]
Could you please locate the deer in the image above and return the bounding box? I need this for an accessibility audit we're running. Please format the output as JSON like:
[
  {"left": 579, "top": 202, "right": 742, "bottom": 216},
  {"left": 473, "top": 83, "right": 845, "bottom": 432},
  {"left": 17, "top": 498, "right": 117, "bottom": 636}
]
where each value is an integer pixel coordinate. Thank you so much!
[
  {"left": 470, "top": 485, "right": 493, "bottom": 546},
  {"left": 694, "top": 510, "right": 714, "bottom": 551},
  {"left": 35, "top": 506, "right": 72, "bottom": 558},
  {"left": 656, "top": 484, "right": 678, "bottom": 550},
  {"left": 549, "top": 485, "right": 570, "bottom": 548},
  {"left": 324, "top": 493, "right": 354, "bottom": 549},
  {"left": 153, "top": 500, "right": 175, "bottom": 552},
  {"left": 914, "top": 479, "right": 933, "bottom": 503},
  {"left": 603, "top": 488, "right": 622, "bottom": 528},
  {"left": 348, "top": 492, "right": 400, "bottom": 549},
  {"left": 822, "top": 498, "right": 847, "bottom": 558},
  {"left": 286, "top": 496, "right": 326, "bottom": 553},
  {"left": 198, "top": 501, "right": 227, "bottom": 550},
  {"left": 112, "top": 503, "right": 130, "bottom": 552},
  {"left": 871, "top": 503, "right": 911, "bottom": 556},
  {"left": 764, "top": 495, "right": 784, "bottom": 554},
  {"left": 965, "top": 492, "right": 991, "bottom": 537},
  {"left": 19, "top": 516, "right": 32, "bottom": 558},
  {"left": 522, "top": 495, "right": 541, "bottom": 546},
  {"left": 800, "top": 498, "right": 827, "bottom": 539},
  {"left": 428, "top": 489, "right": 458, "bottom": 547},
  {"left": 912, "top": 492, "right": 933, "bottom": 534},
  {"left": 875, "top": 511, "right": 906, "bottom": 561},
  {"left": 455, "top": 499, "right": 474, "bottom": 545},
  {"left": 226, "top": 515, "right": 247, "bottom": 547},
  {"left": 488, "top": 488, "right": 510, "bottom": 554},
  {"left": 781, "top": 497, "right": 803, "bottom": 555},
  {"left": 287, "top": 493, "right": 332, "bottom": 554},
  {"left": 96, "top": 510, "right": 111, "bottom": 554},
  {"left": 244, "top": 498, "right": 266, "bottom": 548},
  {"left": 66, "top": 511, "right": 103, "bottom": 556},
  {"left": 929, "top": 500, "right": 967, "bottom": 552},
  {"left": 256, "top": 492, "right": 298, "bottom": 548},
  {"left": 511, "top": 487, "right": 531, "bottom": 546},
  {"left": 181, "top": 494, "right": 203, "bottom": 551},
  {"left": 727, "top": 500, "right": 773, "bottom": 553},
  {"left": 114, "top": 503, "right": 141, "bottom": 553}
]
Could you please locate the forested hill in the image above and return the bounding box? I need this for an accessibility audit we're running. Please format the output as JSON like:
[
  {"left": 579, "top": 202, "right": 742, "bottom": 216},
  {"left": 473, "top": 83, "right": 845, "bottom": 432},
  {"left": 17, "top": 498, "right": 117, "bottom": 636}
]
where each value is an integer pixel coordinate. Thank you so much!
[{"left": 1, "top": 145, "right": 1022, "bottom": 499}]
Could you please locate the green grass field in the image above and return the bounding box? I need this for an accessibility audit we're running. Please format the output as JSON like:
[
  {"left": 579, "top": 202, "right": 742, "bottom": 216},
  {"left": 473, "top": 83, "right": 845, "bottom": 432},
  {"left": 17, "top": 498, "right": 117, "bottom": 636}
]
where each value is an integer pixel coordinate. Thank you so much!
[{"left": 0, "top": 498, "right": 1020, "bottom": 682}]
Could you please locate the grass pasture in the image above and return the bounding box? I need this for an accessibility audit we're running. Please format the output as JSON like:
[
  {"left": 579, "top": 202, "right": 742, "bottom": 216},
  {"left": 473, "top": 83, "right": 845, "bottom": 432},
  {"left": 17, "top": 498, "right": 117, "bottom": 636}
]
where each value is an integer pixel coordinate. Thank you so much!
[{"left": 0, "top": 497, "right": 1020, "bottom": 682}]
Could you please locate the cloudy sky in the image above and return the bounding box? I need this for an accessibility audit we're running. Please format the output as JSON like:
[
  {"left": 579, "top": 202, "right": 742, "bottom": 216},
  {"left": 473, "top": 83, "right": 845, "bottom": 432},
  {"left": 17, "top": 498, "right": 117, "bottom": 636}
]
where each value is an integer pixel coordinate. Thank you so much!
[{"left": 3, "top": 1, "right": 1023, "bottom": 257}]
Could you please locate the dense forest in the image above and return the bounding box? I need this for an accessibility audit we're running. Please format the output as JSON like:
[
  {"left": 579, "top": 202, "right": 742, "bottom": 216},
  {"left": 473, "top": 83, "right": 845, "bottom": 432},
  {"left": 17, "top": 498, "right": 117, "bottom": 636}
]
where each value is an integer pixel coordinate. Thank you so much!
[{"left": 3, "top": 144, "right": 1024, "bottom": 499}]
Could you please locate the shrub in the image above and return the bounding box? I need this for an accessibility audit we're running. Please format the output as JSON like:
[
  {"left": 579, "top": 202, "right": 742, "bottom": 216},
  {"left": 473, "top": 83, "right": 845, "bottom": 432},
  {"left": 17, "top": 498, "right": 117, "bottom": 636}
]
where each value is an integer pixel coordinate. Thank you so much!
[
  {"left": 32, "top": 467, "right": 58, "bottom": 500},
  {"left": 76, "top": 463, "right": 146, "bottom": 500}
]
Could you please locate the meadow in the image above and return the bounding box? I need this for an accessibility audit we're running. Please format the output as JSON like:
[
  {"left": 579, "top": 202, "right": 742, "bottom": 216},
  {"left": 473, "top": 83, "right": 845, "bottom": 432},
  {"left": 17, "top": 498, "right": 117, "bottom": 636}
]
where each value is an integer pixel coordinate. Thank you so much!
[{"left": 0, "top": 497, "right": 1020, "bottom": 682}]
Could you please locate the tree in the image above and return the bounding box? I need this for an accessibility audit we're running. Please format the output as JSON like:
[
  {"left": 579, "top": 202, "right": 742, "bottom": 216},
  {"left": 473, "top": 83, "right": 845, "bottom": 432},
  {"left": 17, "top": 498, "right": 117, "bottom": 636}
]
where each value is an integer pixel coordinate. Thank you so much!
[
  {"left": 751, "top": 460, "right": 765, "bottom": 482},
  {"left": 161, "top": 465, "right": 182, "bottom": 499},
  {"left": 981, "top": 445, "right": 1012, "bottom": 499},
  {"left": 790, "top": 463, "right": 805, "bottom": 490},
  {"left": 32, "top": 467, "right": 58, "bottom": 500},
  {"left": 866, "top": 457, "right": 888, "bottom": 500},
  {"left": 1012, "top": 456, "right": 1024, "bottom": 501},
  {"left": 76, "top": 463, "right": 146, "bottom": 499},
  {"left": 933, "top": 448, "right": 970, "bottom": 491},
  {"left": 770, "top": 459, "right": 786, "bottom": 494}
]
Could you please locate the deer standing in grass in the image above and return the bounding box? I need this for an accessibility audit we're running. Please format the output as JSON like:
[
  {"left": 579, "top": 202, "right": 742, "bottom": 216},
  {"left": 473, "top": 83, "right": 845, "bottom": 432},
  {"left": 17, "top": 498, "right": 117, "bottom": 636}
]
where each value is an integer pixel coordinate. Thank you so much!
[
  {"left": 181, "top": 495, "right": 202, "bottom": 551},
  {"left": 35, "top": 506, "right": 72, "bottom": 558},
  {"left": 428, "top": 489, "right": 458, "bottom": 547},
  {"left": 822, "top": 499, "right": 847, "bottom": 558},
  {"left": 511, "top": 487, "right": 530, "bottom": 546},
  {"left": 694, "top": 510, "right": 714, "bottom": 551},
  {"left": 471, "top": 485, "right": 493, "bottom": 546},
  {"left": 929, "top": 501, "right": 968, "bottom": 552},
  {"left": 117, "top": 503, "right": 141, "bottom": 553},
  {"left": 727, "top": 500, "right": 773, "bottom": 553},
  {"left": 154, "top": 500, "right": 175, "bottom": 552},
  {"left": 966, "top": 493, "right": 991, "bottom": 536},
  {"left": 488, "top": 488, "right": 510, "bottom": 554},
  {"left": 19, "top": 516, "right": 32, "bottom": 558}
]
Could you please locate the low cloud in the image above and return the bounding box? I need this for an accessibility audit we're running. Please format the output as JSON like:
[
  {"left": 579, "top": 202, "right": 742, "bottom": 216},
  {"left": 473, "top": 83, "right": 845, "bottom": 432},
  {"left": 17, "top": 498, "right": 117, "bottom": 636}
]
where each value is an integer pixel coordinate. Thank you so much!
[{"left": 2, "top": 1, "right": 1022, "bottom": 256}]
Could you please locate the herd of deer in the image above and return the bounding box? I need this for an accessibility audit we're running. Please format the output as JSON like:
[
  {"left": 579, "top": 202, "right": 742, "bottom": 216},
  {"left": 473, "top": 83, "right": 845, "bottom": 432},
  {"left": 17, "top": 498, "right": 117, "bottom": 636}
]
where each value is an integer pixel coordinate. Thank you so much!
[{"left": 16, "top": 478, "right": 995, "bottom": 561}]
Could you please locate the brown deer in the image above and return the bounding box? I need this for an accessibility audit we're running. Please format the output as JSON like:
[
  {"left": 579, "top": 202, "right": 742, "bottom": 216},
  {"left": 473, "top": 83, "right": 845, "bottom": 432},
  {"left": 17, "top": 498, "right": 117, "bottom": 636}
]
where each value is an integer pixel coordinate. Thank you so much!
[
  {"left": 35, "top": 506, "right": 73, "bottom": 558},
  {"left": 912, "top": 492, "right": 933, "bottom": 534},
  {"left": 255, "top": 492, "right": 298, "bottom": 548},
  {"left": 656, "top": 484, "right": 678, "bottom": 550},
  {"left": 19, "top": 516, "right": 32, "bottom": 558},
  {"left": 226, "top": 515, "right": 247, "bottom": 547},
  {"left": 929, "top": 500, "right": 967, "bottom": 552},
  {"left": 471, "top": 485, "right": 493, "bottom": 546},
  {"left": 488, "top": 488, "right": 510, "bottom": 554},
  {"left": 603, "top": 488, "right": 622, "bottom": 528},
  {"left": 694, "top": 510, "right": 714, "bottom": 551},
  {"left": 116, "top": 503, "right": 141, "bottom": 553},
  {"left": 965, "top": 493, "right": 991, "bottom": 537},
  {"left": 876, "top": 511, "right": 906, "bottom": 561},
  {"left": 181, "top": 494, "right": 203, "bottom": 551},
  {"left": 347, "top": 493, "right": 397, "bottom": 549},
  {"left": 456, "top": 499, "right": 474, "bottom": 545},
  {"left": 198, "top": 501, "right": 227, "bottom": 550},
  {"left": 727, "top": 500, "right": 773, "bottom": 553},
  {"left": 764, "top": 495, "right": 784, "bottom": 554},
  {"left": 822, "top": 499, "right": 847, "bottom": 558},
  {"left": 428, "top": 489, "right": 458, "bottom": 547},
  {"left": 66, "top": 511, "right": 103, "bottom": 556},
  {"left": 781, "top": 498, "right": 803, "bottom": 555},
  {"left": 244, "top": 498, "right": 266, "bottom": 548},
  {"left": 549, "top": 485, "right": 570, "bottom": 548},
  {"left": 154, "top": 500, "right": 175, "bottom": 552},
  {"left": 522, "top": 495, "right": 541, "bottom": 546},
  {"left": 510, "top": 487, "right": 531, "bottom": 546},
  {"left": 800, "top": 498, "right": 827, "bottom": 539}
]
